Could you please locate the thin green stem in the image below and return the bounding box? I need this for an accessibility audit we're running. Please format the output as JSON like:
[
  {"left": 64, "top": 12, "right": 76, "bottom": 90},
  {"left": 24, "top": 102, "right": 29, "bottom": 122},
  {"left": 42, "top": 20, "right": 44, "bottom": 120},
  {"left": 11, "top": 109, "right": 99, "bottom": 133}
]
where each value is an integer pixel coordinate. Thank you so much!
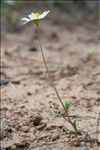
[
  {"left": 36, "top": 25, "right": 77, "bottom": 132},
  {"left": 36, "top": 25, "right": 65, "bottom": 111}
]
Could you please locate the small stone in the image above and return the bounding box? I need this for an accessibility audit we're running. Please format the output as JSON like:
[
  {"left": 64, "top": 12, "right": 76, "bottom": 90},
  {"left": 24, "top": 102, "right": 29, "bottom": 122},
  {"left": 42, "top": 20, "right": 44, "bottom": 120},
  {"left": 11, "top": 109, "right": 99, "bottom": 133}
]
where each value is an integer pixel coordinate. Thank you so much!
[
  {"left": 29, "top": 47, "right": 38, "bottom": 52},
  {"left": 11, "top": 145, "right": 16, "bottom": 149},
  {"left": 53, "top": 103, "right": 59, "bottom": 110},
  {"left": 15, "top": 140, "right": 29, "bottom": 148},
  {"left": 38, "top": 132, "right": 50, "bottom": 140},
  {"left": 72, "top": 141, "right": 80, "bottom": 147},
  {"left": 52, "top": 133, "right": 60, "bottom": 141},
  {"left": 80, "top": 141, "right": 85, "bottom": 145},
  {"left": 20, "top": 126, "right": 29, "bottom": 132},
  {"left": 50, "top": 32, "right": 59, "bottom": 41},
  {"left": 70, "top": 134, "right": 75, "bottom": 139},
  {"left": 20, "top": 105, "right": 25, "bottom": 109},
  {"left": 27, "top": 92, "right": 32, "bottom": 96},
  {"left": 0, "top": 80, "right": 8, "bottom": 86},
  {"left": 11, "top": 80, "right": 20, "bottom": 84},
  {"left": 30, "top": 113, "right": 42, "bottom": 126}
]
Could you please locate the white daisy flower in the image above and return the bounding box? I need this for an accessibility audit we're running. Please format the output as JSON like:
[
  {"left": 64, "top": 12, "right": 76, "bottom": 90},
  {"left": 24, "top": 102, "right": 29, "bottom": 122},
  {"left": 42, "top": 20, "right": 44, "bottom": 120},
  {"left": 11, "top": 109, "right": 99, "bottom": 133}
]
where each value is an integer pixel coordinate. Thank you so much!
[{"left": 21, "top": 10, "right": 50, "bottom": 25}]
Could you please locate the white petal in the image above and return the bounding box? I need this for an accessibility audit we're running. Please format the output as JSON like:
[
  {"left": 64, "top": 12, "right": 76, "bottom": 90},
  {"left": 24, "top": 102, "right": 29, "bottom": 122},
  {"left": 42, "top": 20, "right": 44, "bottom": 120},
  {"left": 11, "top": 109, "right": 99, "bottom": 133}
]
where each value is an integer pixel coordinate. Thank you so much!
[
  {"left": 21, "top": 17, "right": 30, "bottom": 21},
  {"left": 39, "top": 10, "right": 50, "bottom": 19},
  {"left": 21, "top": 17, "right": 30, "bottom": 24},
  {"left": 28, "top": 14, "right": 37, "bottom": 20}
]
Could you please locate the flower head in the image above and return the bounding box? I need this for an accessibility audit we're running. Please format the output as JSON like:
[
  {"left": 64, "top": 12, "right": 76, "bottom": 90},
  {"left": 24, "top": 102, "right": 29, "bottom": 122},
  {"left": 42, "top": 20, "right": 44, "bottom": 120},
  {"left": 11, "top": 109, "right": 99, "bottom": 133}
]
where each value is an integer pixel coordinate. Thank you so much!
[{"left": 21, "top": 10, "right": 50, "bottom": 25}]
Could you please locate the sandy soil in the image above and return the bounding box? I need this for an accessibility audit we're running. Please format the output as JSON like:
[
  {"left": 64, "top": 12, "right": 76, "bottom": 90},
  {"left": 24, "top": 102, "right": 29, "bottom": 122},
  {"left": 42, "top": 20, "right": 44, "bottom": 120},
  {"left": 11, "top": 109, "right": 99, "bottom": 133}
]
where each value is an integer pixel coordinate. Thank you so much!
[{"left": 1, "top": 17, "right": 100, "bottom": 150}]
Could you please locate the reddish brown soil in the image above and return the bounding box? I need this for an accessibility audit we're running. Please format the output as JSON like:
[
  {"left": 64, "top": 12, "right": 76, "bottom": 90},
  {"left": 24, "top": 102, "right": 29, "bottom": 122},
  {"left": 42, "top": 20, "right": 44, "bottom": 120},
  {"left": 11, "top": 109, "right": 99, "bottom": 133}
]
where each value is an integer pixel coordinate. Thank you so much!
[{"left": 1, "top": 15, "right": 100, "bottom": 150}]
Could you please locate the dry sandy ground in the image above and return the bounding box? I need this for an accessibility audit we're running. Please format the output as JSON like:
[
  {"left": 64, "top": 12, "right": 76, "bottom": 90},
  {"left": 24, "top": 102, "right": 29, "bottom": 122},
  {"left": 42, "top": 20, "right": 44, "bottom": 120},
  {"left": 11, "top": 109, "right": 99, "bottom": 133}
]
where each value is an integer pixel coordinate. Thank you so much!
[{"left": 1, "top": 18, "right": 100, "bottom": 150}]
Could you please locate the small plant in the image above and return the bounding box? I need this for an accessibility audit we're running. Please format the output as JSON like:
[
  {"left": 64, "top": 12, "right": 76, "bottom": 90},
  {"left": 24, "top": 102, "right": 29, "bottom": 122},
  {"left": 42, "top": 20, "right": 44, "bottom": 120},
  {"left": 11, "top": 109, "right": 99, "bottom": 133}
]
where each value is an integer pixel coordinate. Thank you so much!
[
  {"left": 56, "top": 101, "right": 81, "bottom": 133},
  {"left": 82, "top": 48, "right": 96, "bottom": 62},
  {"left": 21, "top": 10, "right": 79, "bottom": 133}
]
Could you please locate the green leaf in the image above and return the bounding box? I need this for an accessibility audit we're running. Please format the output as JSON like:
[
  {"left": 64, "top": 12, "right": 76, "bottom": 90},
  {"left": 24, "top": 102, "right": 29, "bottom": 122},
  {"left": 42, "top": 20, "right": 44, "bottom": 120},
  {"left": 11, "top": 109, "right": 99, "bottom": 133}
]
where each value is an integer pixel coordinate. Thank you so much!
[
  {"left": 64, "top": 101, "right": 72, "bottom": 110},
  {"left": 75, "top": 117, "right": 81, "bottom": 125},
  {"left": 83, "top": 48, "right": 96, "bottom": 62}
]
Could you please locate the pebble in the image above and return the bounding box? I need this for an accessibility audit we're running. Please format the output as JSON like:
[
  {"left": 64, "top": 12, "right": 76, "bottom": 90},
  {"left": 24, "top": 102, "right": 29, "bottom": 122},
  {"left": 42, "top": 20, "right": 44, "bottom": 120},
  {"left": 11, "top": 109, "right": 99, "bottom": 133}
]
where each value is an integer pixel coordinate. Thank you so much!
[
  {"left": 0, "top": 80, "right": 8, "bottom": 86},
  {"left": 20, "top": 126, "right": 29, "bottom": 132},
  {"left": 27, "top": 92, "right": 32, "bottom": 96},
  {"left": 11, "top": 80, "right": 20, "bottom": 84},
  {"left": 38, "top": 132, "right": 50, "bottom": 140},
  {"left": 71, "top": 141, "right": 80, "bottom": 147},
  {"left": 30, "top": 112, "right": 42, "bottom": 126},
  {"left": 11, "top": 145, "right": 16, "bottom": 150},
  {"left": 29, "top": 47, "right": 38, "bottom": 52},
  {"left": 52, "top": 132, "right": 60, "bottom": 141}
]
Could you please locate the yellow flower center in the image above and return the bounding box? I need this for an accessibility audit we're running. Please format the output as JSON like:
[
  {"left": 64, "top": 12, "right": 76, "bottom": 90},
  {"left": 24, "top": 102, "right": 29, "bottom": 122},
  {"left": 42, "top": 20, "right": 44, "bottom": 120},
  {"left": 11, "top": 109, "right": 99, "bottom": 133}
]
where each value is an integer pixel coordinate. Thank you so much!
[{"left": 32, "top": 13, "right": 40, "bottom": 17}]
